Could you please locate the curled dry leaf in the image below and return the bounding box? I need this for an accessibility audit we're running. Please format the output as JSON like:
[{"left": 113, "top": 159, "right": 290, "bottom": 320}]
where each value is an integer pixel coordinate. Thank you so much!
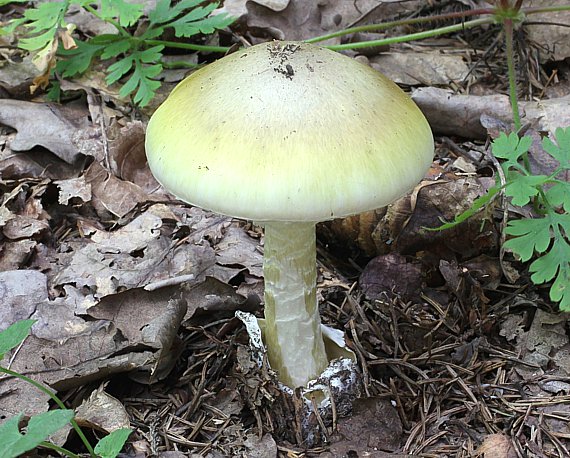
[
  {"left": 84, "top": 160, "right": 156, "bottom": 218},
  {"left": 359, "top": 252, "right": 423, "bottom": 302},
  {"left": 370, "top": 52, "right": 470, "bottom": 86},
  {"left": 413, "top": 87, "right": 570, "bottom": 139},
  {"left": 322, "top": 174, "right": 499, "bottom": 261},
  {"left": 107, "top": 121, "right": 163, "bottom": 194},
  {"left": 476, "top": 434, "right": 516, "bottom": 458},
  {"left": 0, "top": 99, "right": 103, "bottom": 163},
  {"left": 75, "top": 385, "right": 130, "bottom": 433},
  {"left": 246, "top": 0, "right": 384, "bottom": 42}
]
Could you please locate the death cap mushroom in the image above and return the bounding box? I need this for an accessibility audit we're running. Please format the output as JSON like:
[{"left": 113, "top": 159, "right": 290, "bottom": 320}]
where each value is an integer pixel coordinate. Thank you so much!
[{"left": 145, "top": 41, "right": 434, "bottom": 221}]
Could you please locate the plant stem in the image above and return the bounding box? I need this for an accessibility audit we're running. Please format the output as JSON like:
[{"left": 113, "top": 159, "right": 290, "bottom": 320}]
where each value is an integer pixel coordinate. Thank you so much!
[
  {"left": 324, "top": 17, "right": 491, "bottom": 51},
  {"left": 0, "top": 367, "right": 96, "bottom": 457},
  {"left": 306, "top": 8, "right": 495, "bottom": 44},
  {"left": 144, "top": 39, "right": 230, "bottom": 53},
  {"left": 262, "top": 222, "right": 328, "bottom": 388},
  {"left": 39, "top": 441, "right": 79, "bottom": 458},
  {"left": 523, "top": 5, "right": 570, "bottom": 15},
  {"left": 503, "top": 18, "right": 522, "bottom": 132}
]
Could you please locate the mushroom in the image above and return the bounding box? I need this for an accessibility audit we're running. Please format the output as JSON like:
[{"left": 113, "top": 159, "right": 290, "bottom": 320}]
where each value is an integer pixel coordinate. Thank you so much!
[{"left": 145, "top": 41, "right": 433, "bottom": 389}]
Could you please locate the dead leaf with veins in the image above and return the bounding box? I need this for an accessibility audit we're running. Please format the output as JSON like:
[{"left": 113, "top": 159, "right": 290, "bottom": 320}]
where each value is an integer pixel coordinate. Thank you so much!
[
  {"left": 0, "top": 100, "right": 103, "bottom": 163},
  {"left": 246, "top": 0, "right": 387, "bottom": 42},
  {"left": 370, "top": 52, "right": 470, "bottom": 86}
]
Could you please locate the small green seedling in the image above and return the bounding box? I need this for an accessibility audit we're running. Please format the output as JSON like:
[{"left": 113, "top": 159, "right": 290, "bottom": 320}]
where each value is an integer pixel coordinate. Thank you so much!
[
  {"left": 0, "top": 320, "right": 131, "bottom": 458},
  {"left": 495, "top": 128, "right": 570, "bottom": 310},
  {"left": 429, "top": 128, "right": 570, "bottom": 311}
]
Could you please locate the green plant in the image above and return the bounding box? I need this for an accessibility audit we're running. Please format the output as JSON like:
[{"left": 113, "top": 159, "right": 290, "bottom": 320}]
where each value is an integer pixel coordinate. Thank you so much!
[
  {"left": 417, "top": 1, "right": 570, "bottom": 311},
  {"left": 4, "top": 0, "right": 570, "bottom": 306},
  {"left": 494, "top": 129, "right": 570, "bottom": 310},
  {"left": 0, "top": 320, "right": 132, "bottom": 457},
  {"left": 2, "top": 0, "right": 234, "bottom": 106}
]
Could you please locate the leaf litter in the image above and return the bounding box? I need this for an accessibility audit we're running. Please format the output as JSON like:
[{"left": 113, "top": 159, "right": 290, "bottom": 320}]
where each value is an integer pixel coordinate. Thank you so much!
[{"left": 1, "top": 0, "right": 570, "bottom": 456}]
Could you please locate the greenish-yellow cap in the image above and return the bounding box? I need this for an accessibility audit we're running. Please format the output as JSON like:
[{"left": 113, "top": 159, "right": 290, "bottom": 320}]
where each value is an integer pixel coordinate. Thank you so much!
[{"left": 145, "top": 41, "right": 433, "bottom": 221}]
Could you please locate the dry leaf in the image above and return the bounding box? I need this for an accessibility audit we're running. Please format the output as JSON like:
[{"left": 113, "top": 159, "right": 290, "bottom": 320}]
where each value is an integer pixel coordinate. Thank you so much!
[
  {"left": 75, "top": 385, "right": 130, "bottom": 433},
  {"left": 370, "top": 52, "right": 469, "bottom": 86},
  {"left": 476, "top": 434, "right": 516, "bottom": 458},
  {"left": 0, "top": 99, "right": 103, "bottom": 163}
]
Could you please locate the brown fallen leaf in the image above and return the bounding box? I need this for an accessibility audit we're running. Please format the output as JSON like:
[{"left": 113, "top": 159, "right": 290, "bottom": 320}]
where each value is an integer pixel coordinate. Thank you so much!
[
  {"left": 0, "top": 99, "right": 103, "bottom": 163},
  {"left": 413, "top": 87, "right": 570, "bottom": 139},
  {"left": 514, "top": 309, "right": 570, "bottom": 378},
  {"left": 246, "top": 0, "right": 399, "bottom": 42},
  {"left": 107, "top": 121, "right": 163, "bottom": 194},
  {"left": 476, "top": 434, "right": 516, "bottom": 458},
  {"left": 55, "top": 176, "right": 92, "bottom": 205},
  {"left": 370, "top": 52, "right": 469, "bottom": 86},
  {"left": 83, "top": 160, "right": 155, "bottom": 218},
  {"left": 75, "top": 384, "right": 130, "bottom": 433},
  {"left": 0, "top": 239, "right": 37, "bottom": 270},
  {"left": 329, "top": 397, "right": 404, "bottom": 454},
  {"left": 359, "top": 252, "right": 423, "bottom": 302}
]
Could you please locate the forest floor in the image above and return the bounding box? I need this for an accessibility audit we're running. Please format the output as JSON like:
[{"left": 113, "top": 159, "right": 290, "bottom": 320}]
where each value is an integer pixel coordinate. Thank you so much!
[{"left": 1, "top": 1, "right": 570, "bottom": 457}]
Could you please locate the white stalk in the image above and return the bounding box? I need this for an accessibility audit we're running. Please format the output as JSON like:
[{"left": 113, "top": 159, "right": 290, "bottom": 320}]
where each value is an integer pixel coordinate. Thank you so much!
[{"left": 262, "top": 221, "right": 328, "bottom": 388}]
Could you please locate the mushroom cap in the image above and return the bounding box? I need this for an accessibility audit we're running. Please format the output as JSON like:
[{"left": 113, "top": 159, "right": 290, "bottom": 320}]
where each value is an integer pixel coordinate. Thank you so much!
[{"left": 145, "top": 41, "right": 433, "bottom": 222}]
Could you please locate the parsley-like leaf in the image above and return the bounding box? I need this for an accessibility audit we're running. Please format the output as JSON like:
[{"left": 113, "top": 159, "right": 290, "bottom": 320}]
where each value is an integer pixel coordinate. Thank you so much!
[
  {"left": 148, "top": 0, "right": 204, "bottom": 26},
  {"left": 57, "top": 40, "right": 107, "bottom": 77},
  {"left": 169, "top": 3, "right": 234, "bottom": 37},
  {"left": 504, "top": 173, "right": 549, "bottom": 206},
  {"left": 529, "top": 234, "right": 570, "bottom": 311},
  {"left": 546, "top": 181, "right": 570, "bottom": 212},
  {"left": 543, "top": 127, "right": 570, "bottom": 168},
  {"left": 18, "top": 1, "right": 68, "bottom": 51},
  {"left": 504, "top": 216, "right": 553, "bottom": 261},
  {"left": 98, "top": 0, "right": 144, "bottom": 27},
  {"left": 492, "top": 132, "right": 532, "bottom": 170},
  {"left": 107, "top": 45, "right": 164, "bottom": 107}
]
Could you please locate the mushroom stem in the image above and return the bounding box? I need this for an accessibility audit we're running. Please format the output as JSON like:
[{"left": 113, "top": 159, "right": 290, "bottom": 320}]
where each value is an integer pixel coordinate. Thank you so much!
[{"left": 262, "top": 221, "right": 329, "bottom": 388}]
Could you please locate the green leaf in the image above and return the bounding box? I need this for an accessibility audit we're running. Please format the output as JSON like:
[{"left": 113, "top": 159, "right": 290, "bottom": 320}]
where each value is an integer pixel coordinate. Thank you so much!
[
  {"left": 529, "top": 237, "right": 570, "bottom": 311},
  {"left": 504, "top": 216, "right": 553, "bottom": 261},
  {"left": 106, "top": 55, "right": 136, "bottom": 85},
  {"left": 504, "top": 173, "right": 548, "bottom": 206},
  {"left": 148, "top": 0, "right": 204, "bottom": 26},
  {"left": 121, "top": 62, "right": 162, "bottom": 107},
  {"left": 1, "top": 410, "right": 75, "bottom": 458},
  {"left": 18, "top": 1, "right": 68, "bottom": 51},
  {"left": 100, "top": 37, "right": 133, "bottom": 59},
  {"left": 0, "top": 0, "right": 28, "bottom": 6},
  {"left": 107, "top": 46, "right": 164, "bottom": 107},
  {"left": 18, "top": 29, "right": 56, "bottom": 51},
  {"left": 57, "top": 40, "right": 107, "bottom": 77},
  {"left": 23, "top": 2, "right": 66, "bottom": 34},
  {"left": 45, "top": 80, "right": 62, "bottom": 102},
  {"left": 94, "top": 428, "right": 132, "bottom": 458},
  {"left": 543, "top": 127, "right": 570, "bottom": 169},
  {"left": 492, "top": 132, "right": 532, "bottom": 167},
  {"left": 546, "top": 180, "right": 570, "bottom": 211},
  {"left": 0, "top": 320, "right": 35, "bottom": 360},
  {"left": 169, "top": 4, "right": 234, "bottom": 37},
  {"left": 99, "top": 0, "right": 144, "bottom": 27}
]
